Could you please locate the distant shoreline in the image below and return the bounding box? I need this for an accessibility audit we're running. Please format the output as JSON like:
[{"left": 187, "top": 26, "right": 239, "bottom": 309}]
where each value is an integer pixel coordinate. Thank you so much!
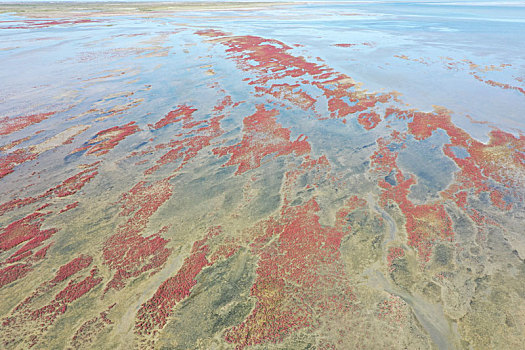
[{"left": 0, "top": 1, "right": 299, "bottom": 17}]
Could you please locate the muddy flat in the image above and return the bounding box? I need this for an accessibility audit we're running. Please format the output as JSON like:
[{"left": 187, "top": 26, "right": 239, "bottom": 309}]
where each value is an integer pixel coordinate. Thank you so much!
[{"left": 1, "top": 1, "right": 524, "bottom": 349}]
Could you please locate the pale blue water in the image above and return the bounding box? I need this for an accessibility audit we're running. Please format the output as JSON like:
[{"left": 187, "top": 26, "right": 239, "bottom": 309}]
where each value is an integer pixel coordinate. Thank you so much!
[{"left": 2, "top": 2, "right": 524, "bottom": 142}]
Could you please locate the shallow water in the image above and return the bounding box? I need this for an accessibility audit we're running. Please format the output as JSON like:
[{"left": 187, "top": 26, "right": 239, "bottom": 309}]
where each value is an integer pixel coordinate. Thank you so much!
[{"left": 0, "top": 2, "right": 524, "bottom": 349}]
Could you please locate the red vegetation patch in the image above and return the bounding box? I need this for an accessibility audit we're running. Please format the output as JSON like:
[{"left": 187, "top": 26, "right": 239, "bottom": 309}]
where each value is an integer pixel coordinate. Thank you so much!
[
  {"left": 322, "top": 80, "right": 389, "bottom": 120},
  {"left": 225, "top": 198, "right": 359, "bottom": 348},
  {"left": 372, "top": 116, "right": 517, "bottom": 256},
  {"left": 371, "top": 131, "right": 454, "bottom": 263},
  {"left": 0, "top": 149, "right": 37, "bottom": 179},
  {"left": 102, "top": 179, "right": 173, "bottom": 295},
  {"left": 194, "top": 29, "right": 229, "bottom": 37},
  {"left": 52, "top": 254, "right": 93, "bottom": 284},
  {"left": 335, "top": 195, "right": 368, "bottom": 231},
  {"left": 384, "top": 108, "right": 451, "bottom": 141},
  {"left": 377, "top": 295, "right": 408, "bottom": 325},
  {"left": 387, "top": 107, "right": 524, "bottom": 213},
  {"left": 0, "top": 111, "right": 55, "bottom": 136},
  {"left": 453, "top": 191, "right": 468, "bottom": 209},
  {"left": 149, "top": 105, "right": 198, "bottom": 130},
  {"left": 471, "top": 73, "right": 525, "bottom": 96},
  {"left": 22, "top": 267, "right": 102, "bottom": 342},
  {"left": 118, "top": 179, "right": 173, "bottom": 229},
  {"left": 0, "top": 209, "right": 57, "bottom": 255},
  {"left": 73, "top": 121, "right": 139, "bottom": 156},
  {"left": 370, "top": 133, "right": 405, "bottom": 176},
  {"left": 379, "top": 175, "right": 454, "bottom": 262},
  {"left": 0, "top": 136, "right": 31, "bottom": 151},
  {"left": 197, "top": 32, "right": 392, "bottom": 122},
  {"left": 0, "top": 164, "right": 100, "bottom": 287},
  {"left": 254, "top": 84, "right": 316, "bottom": 111},
  {"left": 0, "top": 212, "right": 58, "bottom": 285},
  {"left": 51, "top": 169, "right": 98, "bottom": 197},
  {"left": 9, "top": 254, "right": 93, "bottom": 312},
  {"left": 0, "top": 164, "right": 98, "bottom": 215},
  {"left": 134, "top": 241, "right": 209, "bottom": 335},
  {"left": 70, "top": 303, "right": 116, "bottom": 348},
  {"left": 462, "top": 129, "right": 524, "bottom": 189},
  {"left": 405, "top": 204, "right": 453, "bottom": 261},
  {"left": 144, "top": 104, "right": 225, "bottom": 175},
  {"left": 490, "top": 190, "right": 512, "bottom": 211},
  {"left": 387, "top": 247, "right": 405, "bottom": 272},
  {"left": 1, "top": 254, "right": 100, "bottom": 348},
  {"left": 216, "top": 34, "right": 327, "bottom": 79},
  {"left": 33, "top": 243, "right": 52, "bottom": 260},
  {"left": 333, "top": 43, "right": 356, "bottom": 48},
  {"left": 1, "top": 19, "right": 98, "bottom": 30},
  {"left": 59, "top": 201, "right": 79, "bottom": 214},
  {"left": 213, "top": 95, "right": 234, "bottom": 113},
  {"left": 358, "top": 111, "right": 381, "bottom": 130},
  {"left": 52, "top": 268, "right": 102, "bottom": 304},
  {"left": 103, "top": 227, "right": 171, "bottom": 294},
  {"left": 0, "top": 263, "right": 32, "bottom": 289},
  {"left": 134, "top": 226, "right": 223, "bottom": 336},
  {"left": 209, "top": 241, "right": 241, "bottom": 264},
  {"left": 213, "top": 104, "right": 310, "bottom": 174}
]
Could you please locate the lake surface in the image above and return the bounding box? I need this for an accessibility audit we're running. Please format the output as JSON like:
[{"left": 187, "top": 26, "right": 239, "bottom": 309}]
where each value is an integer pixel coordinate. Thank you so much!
[{"left": 0, "top": 2, "right": 524, "bottom": 349}]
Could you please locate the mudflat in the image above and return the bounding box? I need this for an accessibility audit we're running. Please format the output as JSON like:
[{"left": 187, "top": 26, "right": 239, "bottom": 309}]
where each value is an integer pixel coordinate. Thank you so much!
[{"left": 1, "top": 1, "right": 524, "bottom": 349}]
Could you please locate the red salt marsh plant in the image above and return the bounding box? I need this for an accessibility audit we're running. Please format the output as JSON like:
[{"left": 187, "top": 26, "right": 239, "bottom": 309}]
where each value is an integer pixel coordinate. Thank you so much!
[
  {"left": 0, "top": 149, "right": 37, "bottom": 179},
  {"left": 142, "top": 103, "right": 226, "bottom": 176},
  {"left": 70, "top": 303, "right": 116, "bottom": 348},
  {"left": 1, "top": 254, "right": 102, "bottom": 348},
  {"left": 148, "top": 105, "right": 198, "bottom": 130},
  {"left": 0, "top": 112, "right": 55, "bottom": 136},
  {"left": 387, "top": 107, "right": 523, "bottom": 211},
  {"left": 102, "top": 179, "right": 173, "bottom": 295},
  {"left": 0, "top": 212, "right": 58, "bottom": 288},
  {"left": 213, "top": 104, "right": 310, "bottom": 175},
  {"left": 72, "top": 122, "right": 139, "bottom": 156},
  {"left": 387, "top": 247, "right": 405, "bottom": 272},
  {"left": 224, "top": 196, "right": 365, "bottom": 349},
  {"left": 134, "top": 227, "right": 227, "bottom": 336},
  {"left": 196, "top": 31, "right": 392, "bottom": 127},
  {"left": 0, "top": 163, "right": 99, "bottom": 215},
  {"left": 1, "top": 19, "right": 98, "bottom": 30}
]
